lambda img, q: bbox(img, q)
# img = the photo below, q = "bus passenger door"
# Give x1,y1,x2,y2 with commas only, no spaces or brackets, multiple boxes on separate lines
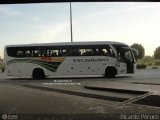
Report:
117,49,135,74
126,59,134,73
124,50,135,73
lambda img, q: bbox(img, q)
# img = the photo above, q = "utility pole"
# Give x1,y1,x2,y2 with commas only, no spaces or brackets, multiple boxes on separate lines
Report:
70,2,73,42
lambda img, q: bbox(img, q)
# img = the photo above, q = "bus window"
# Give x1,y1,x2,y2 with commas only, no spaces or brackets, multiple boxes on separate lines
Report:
17,50,24,57
125,50,133,62
92,49,99,56
41,49,50,57
50,50,58,56
117,48,133,62
105,46,116,58
58,49,66,56
66,49,72,56
25,50,31,57
97,48,105,56
33,50,41,57
75,49,81,56
70,49,81,56
82,49,93,56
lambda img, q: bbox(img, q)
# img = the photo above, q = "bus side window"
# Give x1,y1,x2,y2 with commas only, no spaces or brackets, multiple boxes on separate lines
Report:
92,49,99,56
82,50,88,56
72,49,81,56
80,49,85,56
26,50,31,57
77,49,81,56
82,49,93,56
62,50,66,56
17,50,24,57
42,50,50,57
66,49,72,56
33,50,41,57
98,48,105,56
50,50,57,57
105,46,116,58
109,48,116,58
47,50,50,57
58,49,65,56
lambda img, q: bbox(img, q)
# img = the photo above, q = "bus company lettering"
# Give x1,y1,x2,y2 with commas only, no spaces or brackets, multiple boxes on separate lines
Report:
73,58,109,62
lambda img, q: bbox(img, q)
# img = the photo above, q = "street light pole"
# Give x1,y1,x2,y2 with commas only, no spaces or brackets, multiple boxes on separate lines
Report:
70,2,73,42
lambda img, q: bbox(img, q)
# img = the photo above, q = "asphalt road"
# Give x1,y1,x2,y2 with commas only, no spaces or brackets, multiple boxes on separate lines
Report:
0,68,160,120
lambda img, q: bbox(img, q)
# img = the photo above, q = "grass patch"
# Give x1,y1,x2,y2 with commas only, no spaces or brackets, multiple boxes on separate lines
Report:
0,63,3,69
136,57,160,69
137,57,154,65
136,64,147,69
137,57,160,66
155,61,160,65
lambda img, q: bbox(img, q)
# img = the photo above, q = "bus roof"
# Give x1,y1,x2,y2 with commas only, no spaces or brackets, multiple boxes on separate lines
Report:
5,41,128,48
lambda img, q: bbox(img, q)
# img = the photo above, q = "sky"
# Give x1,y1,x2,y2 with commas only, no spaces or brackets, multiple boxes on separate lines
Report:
0,2,160,58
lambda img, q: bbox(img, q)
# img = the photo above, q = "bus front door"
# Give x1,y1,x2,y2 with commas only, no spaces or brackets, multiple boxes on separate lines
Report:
126,59,134,73
124,50,135,74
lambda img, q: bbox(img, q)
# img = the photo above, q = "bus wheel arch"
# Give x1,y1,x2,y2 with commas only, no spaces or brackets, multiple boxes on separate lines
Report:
105,66,117,78
32,68,45,79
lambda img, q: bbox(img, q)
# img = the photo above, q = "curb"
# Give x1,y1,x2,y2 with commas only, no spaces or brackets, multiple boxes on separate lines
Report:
22,84,128,102
84,85,148,95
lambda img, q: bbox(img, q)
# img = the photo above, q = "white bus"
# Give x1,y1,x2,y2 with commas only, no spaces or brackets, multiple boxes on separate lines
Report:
4,41,136,79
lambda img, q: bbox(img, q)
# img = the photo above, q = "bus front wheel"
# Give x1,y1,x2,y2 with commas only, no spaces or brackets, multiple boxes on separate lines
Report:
105,67,117,78
32,68,45,79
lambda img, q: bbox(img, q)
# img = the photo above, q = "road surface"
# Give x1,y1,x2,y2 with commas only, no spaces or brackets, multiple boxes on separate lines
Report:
0,68,160,120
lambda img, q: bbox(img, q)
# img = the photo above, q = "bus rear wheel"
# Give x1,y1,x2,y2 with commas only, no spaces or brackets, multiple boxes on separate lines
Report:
105,67,117,78
32,68,45,79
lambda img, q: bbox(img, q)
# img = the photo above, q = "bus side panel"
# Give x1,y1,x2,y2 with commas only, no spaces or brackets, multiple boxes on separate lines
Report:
53,56,117,76
116,62,127,74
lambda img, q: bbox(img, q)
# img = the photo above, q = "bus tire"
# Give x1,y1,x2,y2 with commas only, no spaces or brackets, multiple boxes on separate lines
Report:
105,67,117,78
32,68,45,79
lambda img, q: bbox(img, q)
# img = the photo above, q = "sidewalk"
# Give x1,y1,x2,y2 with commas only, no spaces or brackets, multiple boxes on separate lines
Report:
19,78,160,105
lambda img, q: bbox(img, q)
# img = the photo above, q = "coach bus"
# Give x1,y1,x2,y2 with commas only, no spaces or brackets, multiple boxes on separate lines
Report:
4,41,136,79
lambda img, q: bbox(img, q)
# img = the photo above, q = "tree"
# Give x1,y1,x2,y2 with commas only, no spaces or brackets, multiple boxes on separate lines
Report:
130,43,145,59
154,46,160,59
